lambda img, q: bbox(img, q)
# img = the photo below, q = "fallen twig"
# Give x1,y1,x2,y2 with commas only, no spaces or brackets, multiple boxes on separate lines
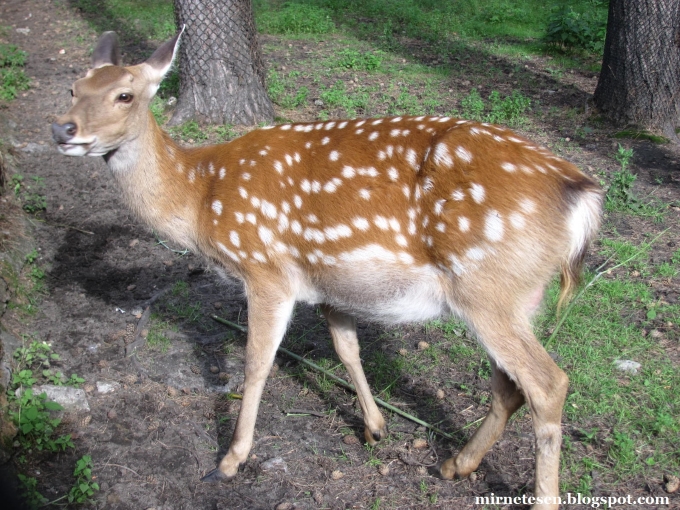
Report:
211,314,455,440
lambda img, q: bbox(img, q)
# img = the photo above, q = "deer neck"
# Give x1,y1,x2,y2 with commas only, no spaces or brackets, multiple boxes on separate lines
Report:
104,111,202,251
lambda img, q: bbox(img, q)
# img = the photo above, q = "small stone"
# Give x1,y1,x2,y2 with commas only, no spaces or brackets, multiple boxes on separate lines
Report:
416,466,427,476
469,472,477,483
182,387,191,395
140,329,149,338
123,374,137,384
270,363,279,376
613,359,641,375
417,341,430,350
163,260,173,267
107,409,117,420
314,99,324,106
330,470,344,480
167,386,178,397
650,329,663,338
96,381,120,394
260,457,287,473
209,366,220,374
83,384,95,394
436,389,445,400
275,503,292,510
342,435,360,445
213,301,223,309
129,239,139,247
412,438,428,449
378,465,390,476
665,474,679,493
218,372,231,381
398,348,408,356
126,284,137,291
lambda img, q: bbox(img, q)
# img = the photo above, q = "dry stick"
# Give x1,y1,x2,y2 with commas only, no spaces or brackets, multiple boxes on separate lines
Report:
546,228,669,346
211,315,455,440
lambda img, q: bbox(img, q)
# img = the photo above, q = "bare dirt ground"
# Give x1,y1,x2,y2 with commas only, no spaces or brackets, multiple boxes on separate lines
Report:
0,1,679,509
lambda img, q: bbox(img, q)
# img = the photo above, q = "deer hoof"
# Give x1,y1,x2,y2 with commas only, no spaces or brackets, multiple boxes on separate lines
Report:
364,425,388,446
200,468,231,483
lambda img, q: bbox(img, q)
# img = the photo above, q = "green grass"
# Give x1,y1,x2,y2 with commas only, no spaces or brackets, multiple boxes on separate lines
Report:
69,0,175,41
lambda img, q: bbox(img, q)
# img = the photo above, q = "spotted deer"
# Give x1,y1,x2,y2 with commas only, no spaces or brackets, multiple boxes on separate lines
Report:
52,31,601,508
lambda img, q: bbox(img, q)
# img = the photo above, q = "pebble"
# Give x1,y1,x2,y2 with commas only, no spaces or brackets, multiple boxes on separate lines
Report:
96,381,120,394
260,457,288,473
330,470,344,480
126,284,136,291
398,348,408,356
209,365,220,374
167,386,178,397
613,359,641,375
436,389,445,400
378,465,390,476
665,474,679,493
107,409,117,420
417,341,430,350
275,503,292,510
218,372,231,381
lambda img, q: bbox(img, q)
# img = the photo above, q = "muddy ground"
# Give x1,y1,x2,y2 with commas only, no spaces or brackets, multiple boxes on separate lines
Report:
0,0,679,509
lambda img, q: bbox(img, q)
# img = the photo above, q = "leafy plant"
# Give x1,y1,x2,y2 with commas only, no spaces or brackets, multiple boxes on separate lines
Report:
459,88,485,120
68,455,100,504
14,339,59,370
17,474,48,510
544,3,607,53
486,90,531,126
334,49,382,71
10,389,73,452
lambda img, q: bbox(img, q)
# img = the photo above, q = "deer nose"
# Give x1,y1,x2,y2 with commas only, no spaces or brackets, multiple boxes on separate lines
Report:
51,122,78,143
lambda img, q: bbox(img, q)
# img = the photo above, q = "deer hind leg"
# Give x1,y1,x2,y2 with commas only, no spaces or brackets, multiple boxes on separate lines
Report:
442,307,567,509
440,359,525,479
203,288,295,482
321,305,387,445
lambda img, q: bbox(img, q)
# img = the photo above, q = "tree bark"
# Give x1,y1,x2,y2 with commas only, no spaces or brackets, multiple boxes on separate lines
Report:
171,0,274,126
593,0,680,141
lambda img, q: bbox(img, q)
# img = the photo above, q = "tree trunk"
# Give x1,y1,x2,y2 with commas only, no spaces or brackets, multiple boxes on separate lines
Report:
593,0,680,141
171,0,274,126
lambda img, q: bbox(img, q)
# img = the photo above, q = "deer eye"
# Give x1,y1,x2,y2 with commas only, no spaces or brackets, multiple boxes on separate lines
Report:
117,93,133,103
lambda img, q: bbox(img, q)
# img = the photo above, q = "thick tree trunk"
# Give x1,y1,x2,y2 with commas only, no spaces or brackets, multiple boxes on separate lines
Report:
593,0,680,141
171,0,274,126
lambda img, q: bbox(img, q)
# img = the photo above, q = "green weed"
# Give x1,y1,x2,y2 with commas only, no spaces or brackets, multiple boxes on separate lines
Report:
169,120,208,143
10,389,74,452
320,80,370,117
544,3,607,53
9,175,47,214
268,70,310,109
333,49,383,71
68,455,100,504
459,88,530,126
605,145,665,220
17,474,48,510
0,43,30,100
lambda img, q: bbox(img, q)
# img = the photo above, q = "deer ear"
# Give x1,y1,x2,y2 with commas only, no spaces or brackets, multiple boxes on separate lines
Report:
145,26,185,82
92,32,121,68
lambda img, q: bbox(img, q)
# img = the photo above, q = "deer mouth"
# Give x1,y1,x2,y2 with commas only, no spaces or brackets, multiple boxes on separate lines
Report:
56,138,97,156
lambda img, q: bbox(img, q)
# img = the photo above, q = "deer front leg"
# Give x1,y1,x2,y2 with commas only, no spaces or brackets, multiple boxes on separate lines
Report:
203,289,295,482
321,305,387,445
